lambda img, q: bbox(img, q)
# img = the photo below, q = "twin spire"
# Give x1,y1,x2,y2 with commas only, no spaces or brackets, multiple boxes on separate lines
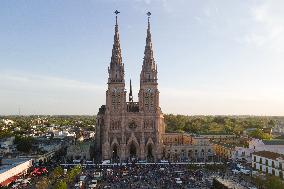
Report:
109,11,157,98
110,10,154,68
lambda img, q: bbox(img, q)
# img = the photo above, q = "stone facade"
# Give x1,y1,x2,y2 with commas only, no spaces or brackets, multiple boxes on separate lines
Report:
163,133,213,162
95,14,215,163
95,15,165,162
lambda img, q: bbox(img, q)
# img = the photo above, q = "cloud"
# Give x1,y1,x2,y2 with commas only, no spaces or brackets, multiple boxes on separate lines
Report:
244,1,284,52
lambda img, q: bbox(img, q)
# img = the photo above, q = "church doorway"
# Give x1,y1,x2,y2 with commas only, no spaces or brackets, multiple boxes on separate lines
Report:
146,144,154,162
112,145,119,162
129,142,137,158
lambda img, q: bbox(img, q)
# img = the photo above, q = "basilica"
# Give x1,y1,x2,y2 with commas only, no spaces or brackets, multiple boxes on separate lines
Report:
95,12,216,163
95,13,165,162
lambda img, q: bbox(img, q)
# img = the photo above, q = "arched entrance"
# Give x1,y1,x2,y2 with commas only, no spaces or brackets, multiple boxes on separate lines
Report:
112,144,119,162
129,142,137,158
146,144,154,162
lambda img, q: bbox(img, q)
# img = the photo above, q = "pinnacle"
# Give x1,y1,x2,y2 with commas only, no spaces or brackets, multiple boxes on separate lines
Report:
111,15,122,65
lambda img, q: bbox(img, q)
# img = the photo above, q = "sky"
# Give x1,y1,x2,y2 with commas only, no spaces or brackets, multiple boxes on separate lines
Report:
0,0,284,116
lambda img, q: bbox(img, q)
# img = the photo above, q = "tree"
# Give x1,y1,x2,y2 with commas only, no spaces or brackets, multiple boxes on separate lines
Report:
15,135,34,153
249,129,271,140
264,176,284,189
253,176,264,189
67,165,81,183
54,180,67,189
36,177,50,189
50,166,64,181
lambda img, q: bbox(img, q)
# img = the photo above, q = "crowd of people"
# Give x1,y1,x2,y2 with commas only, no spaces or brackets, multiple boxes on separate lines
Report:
96,163,218,189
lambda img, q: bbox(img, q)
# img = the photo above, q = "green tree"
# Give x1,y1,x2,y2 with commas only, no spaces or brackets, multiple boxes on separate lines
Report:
67,165,81,183
50,166,64,181
249,129,271,140
15,135,34,153
54,180,67,189
36,177,50,189
264,176,284,189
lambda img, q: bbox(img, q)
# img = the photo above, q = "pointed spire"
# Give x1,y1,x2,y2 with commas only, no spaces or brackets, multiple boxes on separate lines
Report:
111,10,122,66
108,10,124,83
143,12,156,70
129,79,133,102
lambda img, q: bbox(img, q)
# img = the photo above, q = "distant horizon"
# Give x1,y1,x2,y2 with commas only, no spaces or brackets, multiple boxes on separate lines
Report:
1,114,284,117
1,1,284,115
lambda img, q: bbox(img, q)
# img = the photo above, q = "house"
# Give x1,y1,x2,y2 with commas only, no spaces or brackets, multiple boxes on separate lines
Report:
252,151,284,179
249,138,284,154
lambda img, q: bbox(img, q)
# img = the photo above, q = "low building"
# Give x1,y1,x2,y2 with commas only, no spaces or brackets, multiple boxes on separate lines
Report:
162,133,192,145
0,137,16,156
249,138,284,154
67,142,92,160
252,151,284,179
0,159,33,186
200,134,236,143
19,150,56,165
233,147,254,162
212,141,236,160
162,133,213,162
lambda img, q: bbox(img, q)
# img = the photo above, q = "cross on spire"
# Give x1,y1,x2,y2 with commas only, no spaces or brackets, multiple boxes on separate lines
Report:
114,10,120,25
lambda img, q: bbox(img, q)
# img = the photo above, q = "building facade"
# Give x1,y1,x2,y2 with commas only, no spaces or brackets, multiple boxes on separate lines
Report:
67,142,91,160
252,151,284,179
96,14,165,162
249,138,284,154
163,133,213,162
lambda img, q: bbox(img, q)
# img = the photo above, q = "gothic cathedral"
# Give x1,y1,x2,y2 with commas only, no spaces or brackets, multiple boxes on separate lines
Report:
95,13,165,162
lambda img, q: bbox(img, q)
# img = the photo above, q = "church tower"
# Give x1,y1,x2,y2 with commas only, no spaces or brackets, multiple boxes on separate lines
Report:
106,11,126,113
139,12,160,113
138,12,164,160
102,11,127,160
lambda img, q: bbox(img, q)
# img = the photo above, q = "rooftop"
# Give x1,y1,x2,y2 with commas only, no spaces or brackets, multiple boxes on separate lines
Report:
253,151,284,160
263,139,284,145
211,141,239,149
0,159,30,174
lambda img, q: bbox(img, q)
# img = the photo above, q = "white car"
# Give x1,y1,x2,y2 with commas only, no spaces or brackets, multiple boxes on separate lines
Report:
232,169,240,174
89,183,97,189
240,169,250,175
94,171,102,179
102,160,111,165
80,175,87,181
175,178,182,184
91,180,98,185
